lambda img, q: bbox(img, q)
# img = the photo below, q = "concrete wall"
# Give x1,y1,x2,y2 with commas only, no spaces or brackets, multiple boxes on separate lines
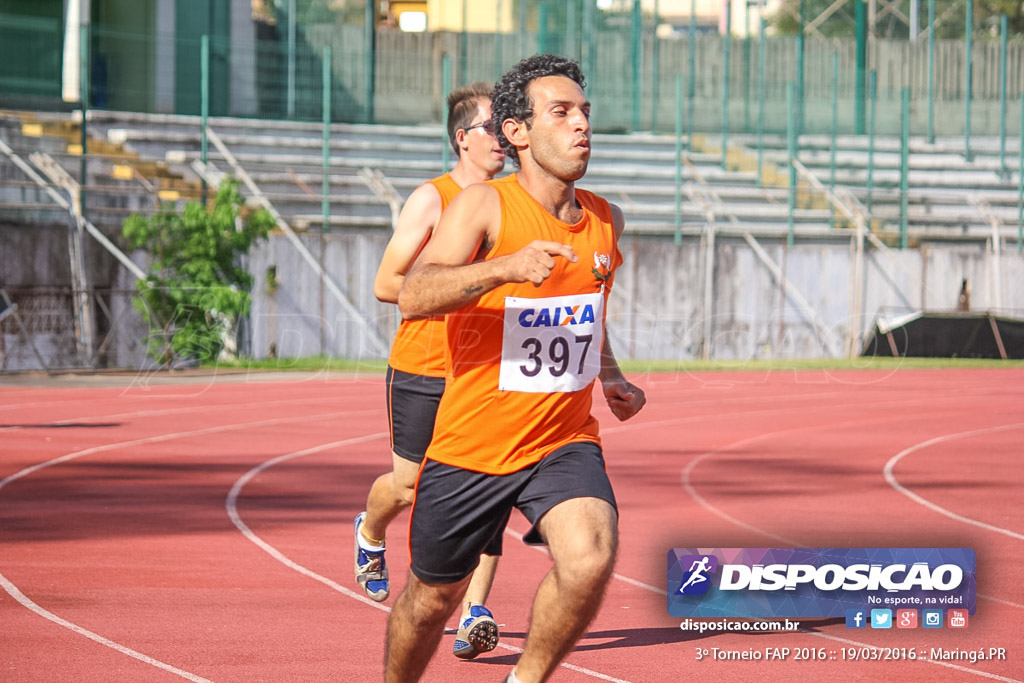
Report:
247,229,395,361
153,0,176,113
4,224,1023,370
244,229,1024,364
0,222,149,370
228,0,259,117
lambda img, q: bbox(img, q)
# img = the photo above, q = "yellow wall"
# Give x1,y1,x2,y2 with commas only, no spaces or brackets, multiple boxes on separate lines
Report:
425,0,515,33
648,0,721,18
392,2,427,19
644,0,783,37
418,0,779,37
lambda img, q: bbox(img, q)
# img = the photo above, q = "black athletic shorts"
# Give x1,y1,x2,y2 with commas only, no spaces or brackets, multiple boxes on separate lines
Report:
385,366,445,463
409,440,618,583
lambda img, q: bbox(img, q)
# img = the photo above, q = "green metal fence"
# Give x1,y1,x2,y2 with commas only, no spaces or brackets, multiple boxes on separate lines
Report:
3,9,1024,140
0,13,64,103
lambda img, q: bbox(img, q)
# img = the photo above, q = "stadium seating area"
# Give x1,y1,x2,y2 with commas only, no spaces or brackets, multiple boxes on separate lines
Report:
1,109,1021,248
0,111,196,230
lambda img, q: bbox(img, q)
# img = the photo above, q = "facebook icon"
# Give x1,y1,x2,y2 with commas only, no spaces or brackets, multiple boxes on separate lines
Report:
845,609,867,629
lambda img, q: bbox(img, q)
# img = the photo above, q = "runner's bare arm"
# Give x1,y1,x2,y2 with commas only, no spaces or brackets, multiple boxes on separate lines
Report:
599,202,643,420
399,184,578,318
373,183,443,303
609,202,626,239
599,335,646,421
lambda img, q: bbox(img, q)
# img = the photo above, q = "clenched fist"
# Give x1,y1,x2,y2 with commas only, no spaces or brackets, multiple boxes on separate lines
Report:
501,240,578,286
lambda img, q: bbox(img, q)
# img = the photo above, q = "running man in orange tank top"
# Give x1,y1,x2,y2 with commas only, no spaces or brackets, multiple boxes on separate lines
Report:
354,83,507,659
387,55,647,683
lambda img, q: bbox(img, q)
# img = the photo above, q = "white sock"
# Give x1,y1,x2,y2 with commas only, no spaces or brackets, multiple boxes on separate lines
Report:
356,521,385,552
506,669,524,683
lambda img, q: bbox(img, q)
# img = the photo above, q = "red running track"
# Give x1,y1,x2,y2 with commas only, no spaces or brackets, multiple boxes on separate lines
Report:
1,368,1022,682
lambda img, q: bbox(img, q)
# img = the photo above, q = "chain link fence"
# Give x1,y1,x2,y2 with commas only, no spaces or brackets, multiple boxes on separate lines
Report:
3,2,1023,137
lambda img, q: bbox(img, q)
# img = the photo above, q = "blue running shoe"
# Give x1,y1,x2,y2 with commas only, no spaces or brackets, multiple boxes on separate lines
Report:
453,604,499,659
353,512,388,602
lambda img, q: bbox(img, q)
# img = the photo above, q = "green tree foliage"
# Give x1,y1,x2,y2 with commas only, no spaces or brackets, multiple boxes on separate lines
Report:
122,179,274,366
983,1,1024,34
770,0,1024,40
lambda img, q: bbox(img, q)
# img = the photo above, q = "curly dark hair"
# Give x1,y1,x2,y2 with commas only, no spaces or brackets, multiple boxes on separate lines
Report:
490,54,587,168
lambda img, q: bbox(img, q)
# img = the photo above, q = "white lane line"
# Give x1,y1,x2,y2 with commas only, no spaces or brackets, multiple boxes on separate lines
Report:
228,439,633,683
0,408,376,491
0,409,363,681
978,595,1024,609
621,396,940,540
0,574,213,683
600,391,848,436
0,399,92,414
506,526,669,596
225,433,393,614
681,426,803,546
601,397,983,590
883,423,1024,542
0,393,366,430
673,418,1022,680
598,385,1013,437
0,379,315,414
679,415,1024,610
512,500,1021,681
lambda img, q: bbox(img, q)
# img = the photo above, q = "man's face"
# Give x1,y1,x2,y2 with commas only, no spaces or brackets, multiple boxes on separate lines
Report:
460,100,505,176
519,75,591,181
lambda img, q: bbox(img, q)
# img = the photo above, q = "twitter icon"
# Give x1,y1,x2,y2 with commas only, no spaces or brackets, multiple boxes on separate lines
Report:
871,609,893,629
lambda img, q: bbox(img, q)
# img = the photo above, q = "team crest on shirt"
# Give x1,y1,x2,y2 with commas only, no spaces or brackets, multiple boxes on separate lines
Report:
592,251,611,283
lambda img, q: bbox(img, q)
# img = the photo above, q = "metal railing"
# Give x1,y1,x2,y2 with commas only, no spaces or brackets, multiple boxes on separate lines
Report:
4,9,1024,140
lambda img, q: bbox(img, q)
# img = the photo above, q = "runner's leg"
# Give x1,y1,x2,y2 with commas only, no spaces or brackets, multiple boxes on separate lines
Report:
361,453,419,542
515,497,618,683
386,574,470,682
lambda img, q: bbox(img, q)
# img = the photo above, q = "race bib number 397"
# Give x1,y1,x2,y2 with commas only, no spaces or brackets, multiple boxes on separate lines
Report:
498,292,603,393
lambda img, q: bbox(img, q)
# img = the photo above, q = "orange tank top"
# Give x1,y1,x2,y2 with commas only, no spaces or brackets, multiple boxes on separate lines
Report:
387,173,462,377
426,174,622,475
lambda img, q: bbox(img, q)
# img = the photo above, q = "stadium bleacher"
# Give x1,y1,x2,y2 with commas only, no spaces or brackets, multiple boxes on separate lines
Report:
2,108,1020,250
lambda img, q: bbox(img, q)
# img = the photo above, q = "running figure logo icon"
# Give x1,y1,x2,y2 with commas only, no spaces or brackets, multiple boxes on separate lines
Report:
676,555,718,595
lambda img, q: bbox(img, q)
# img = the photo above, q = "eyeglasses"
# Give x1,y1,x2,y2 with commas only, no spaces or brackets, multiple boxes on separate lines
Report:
463,120,496,135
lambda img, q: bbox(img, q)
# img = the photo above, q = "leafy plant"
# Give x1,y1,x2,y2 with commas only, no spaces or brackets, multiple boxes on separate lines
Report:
122,179,274,366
